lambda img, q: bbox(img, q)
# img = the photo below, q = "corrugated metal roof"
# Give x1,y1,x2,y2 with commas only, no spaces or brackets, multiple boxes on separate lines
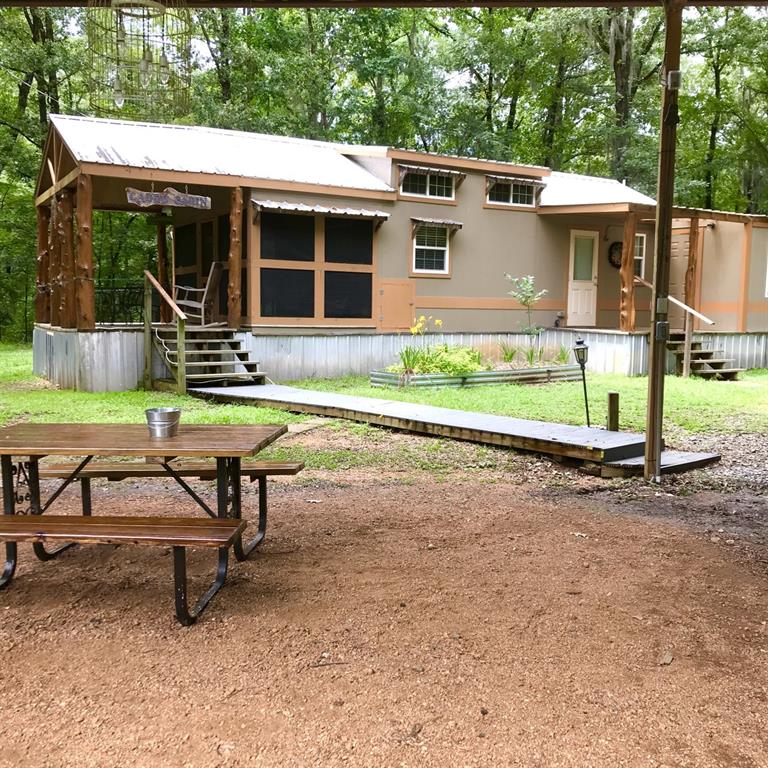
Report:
398,164,466,179
50,114,393,193
252,199,390,219
540,171,656,207
411,216,463,229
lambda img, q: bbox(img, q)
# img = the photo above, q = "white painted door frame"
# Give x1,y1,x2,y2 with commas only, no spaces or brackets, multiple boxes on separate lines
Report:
567,229,599,327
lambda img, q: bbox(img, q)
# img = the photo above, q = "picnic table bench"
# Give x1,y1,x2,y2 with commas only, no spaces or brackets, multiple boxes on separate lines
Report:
0,424,299,625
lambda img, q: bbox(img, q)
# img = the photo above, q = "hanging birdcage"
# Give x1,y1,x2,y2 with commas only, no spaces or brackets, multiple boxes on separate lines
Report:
86,0,193,120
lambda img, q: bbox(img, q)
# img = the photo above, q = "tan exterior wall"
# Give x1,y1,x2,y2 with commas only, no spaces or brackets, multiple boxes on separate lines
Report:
699,221,744,332
748,226,768,331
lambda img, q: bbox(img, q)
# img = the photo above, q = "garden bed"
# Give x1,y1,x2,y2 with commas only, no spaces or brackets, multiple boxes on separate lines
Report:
370,364,582,388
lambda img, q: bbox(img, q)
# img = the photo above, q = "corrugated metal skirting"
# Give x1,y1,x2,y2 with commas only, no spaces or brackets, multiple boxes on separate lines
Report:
240,329,651,381
33,326,145,392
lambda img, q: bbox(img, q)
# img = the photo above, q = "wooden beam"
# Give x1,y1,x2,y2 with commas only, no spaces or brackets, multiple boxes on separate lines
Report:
684,216,699,309
158,223,171,324
35,167,81,207
738,220,753,332
619,212,638,332
75,173,95,330
48,198,61,327
58,189,76,328
645,0,683,482
227,187,243,329
35,206,51,325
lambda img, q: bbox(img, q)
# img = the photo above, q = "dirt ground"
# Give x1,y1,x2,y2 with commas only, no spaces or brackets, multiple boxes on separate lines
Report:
1,422,767,768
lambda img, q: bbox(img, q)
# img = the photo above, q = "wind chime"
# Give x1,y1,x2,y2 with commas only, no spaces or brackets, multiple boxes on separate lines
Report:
86,0,193,119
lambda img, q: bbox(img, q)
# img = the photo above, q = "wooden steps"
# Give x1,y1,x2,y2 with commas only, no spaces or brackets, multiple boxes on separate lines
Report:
154,326,265,389
666,333,744,380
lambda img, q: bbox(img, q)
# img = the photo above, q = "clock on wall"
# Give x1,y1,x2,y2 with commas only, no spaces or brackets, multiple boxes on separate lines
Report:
608,241,624,269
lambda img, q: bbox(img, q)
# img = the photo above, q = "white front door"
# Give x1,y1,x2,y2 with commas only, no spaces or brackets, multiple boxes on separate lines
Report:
567,230,599,327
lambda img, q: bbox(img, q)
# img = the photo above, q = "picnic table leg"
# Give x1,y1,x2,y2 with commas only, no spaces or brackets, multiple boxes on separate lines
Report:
29,459,77,562
172,545,230,626
1,456,17,589
230,458,266,561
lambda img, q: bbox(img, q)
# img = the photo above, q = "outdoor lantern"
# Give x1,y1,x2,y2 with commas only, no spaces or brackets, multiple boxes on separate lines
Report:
573,337,591,427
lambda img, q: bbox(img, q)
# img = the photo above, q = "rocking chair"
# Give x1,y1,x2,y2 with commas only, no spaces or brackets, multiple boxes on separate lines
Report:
174,261,223,326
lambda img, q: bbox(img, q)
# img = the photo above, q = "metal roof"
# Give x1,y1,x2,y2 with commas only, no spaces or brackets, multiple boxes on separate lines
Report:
50,115,393,193
252,199,390,220
411,216,463,229
540,171,656,207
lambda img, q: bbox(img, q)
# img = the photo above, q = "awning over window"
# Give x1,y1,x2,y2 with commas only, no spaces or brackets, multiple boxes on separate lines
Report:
251,198,390,223
398,164,467,183
486,174,546,188
411,216,463,235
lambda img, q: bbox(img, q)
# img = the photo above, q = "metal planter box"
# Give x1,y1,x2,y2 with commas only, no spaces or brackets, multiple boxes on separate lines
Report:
370,364,582,388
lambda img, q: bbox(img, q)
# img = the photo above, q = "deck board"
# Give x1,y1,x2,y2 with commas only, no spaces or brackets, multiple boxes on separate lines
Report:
190,384,649,462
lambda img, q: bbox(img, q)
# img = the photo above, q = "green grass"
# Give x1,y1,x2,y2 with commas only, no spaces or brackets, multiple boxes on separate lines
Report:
0,344,304,427
292,370,768,434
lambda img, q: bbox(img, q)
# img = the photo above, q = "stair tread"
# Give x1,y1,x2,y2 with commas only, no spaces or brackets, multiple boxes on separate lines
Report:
169,350,255,358
695,368,744,374
173,361,260,369
691,358,735,365
186,373,266,380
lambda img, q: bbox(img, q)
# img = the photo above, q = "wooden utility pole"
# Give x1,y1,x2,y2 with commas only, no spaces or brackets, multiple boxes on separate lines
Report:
75,174,95,330
619,212,638,332
645,0,684,481
157,222,171,324
227,187,243,329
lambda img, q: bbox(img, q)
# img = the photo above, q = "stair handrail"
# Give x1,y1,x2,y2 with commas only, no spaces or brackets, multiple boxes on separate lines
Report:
633,276,715,326
143,270,186,394
633,275,714,378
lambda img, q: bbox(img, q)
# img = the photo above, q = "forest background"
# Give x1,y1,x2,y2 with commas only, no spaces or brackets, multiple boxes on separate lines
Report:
0,5,766,341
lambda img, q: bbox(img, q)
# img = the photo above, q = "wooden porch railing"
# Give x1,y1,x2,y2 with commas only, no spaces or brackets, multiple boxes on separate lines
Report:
143,270,187,394
634,276,715,377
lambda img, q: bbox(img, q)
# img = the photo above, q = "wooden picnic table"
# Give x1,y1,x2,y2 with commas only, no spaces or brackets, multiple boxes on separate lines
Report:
0,423,289,623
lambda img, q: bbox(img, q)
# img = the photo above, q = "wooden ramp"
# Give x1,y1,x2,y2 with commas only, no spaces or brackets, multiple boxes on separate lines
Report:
190,384,720,474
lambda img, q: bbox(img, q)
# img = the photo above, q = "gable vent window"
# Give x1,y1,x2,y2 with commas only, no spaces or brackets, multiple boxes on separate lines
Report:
486,176,544,207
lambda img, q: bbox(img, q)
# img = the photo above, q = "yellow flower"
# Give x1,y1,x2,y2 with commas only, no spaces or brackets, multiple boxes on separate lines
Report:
434,318,443,327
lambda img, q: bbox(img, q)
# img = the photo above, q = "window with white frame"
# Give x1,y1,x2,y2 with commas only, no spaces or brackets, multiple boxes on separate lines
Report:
413,225,449,273
487,178,537,207
633,233,646,278
401,170,454,200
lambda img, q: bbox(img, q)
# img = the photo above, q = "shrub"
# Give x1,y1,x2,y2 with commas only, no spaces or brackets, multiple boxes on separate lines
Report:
499,341,518,363
388,344,483,377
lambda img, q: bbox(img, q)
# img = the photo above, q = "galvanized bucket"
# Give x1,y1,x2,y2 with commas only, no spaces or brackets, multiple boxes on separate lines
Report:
145,407,182,439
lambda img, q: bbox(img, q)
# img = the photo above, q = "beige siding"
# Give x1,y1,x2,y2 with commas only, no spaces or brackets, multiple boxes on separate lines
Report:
748,226,768,331
699,221,744,331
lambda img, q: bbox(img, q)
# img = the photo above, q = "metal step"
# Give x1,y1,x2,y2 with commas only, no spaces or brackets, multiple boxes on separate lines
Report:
185,372,267,381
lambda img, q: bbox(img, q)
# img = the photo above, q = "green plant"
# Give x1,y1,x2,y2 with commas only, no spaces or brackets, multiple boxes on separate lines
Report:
398,345,422,375
524,346,538,367
499,341,518,363
554,345,571,365
504,274,548,344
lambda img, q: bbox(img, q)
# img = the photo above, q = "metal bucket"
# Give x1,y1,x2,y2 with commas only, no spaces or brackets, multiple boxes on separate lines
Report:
145,407,181,439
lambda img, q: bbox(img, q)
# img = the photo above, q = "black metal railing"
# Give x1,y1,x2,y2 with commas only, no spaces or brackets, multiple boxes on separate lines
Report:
94,283,145,325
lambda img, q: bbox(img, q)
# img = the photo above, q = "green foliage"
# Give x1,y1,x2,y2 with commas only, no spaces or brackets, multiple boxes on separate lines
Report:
505,274,548,340
0,344,305,427
554,345,571,365
295,370,768,435
499,341,518,363
390,344,484,377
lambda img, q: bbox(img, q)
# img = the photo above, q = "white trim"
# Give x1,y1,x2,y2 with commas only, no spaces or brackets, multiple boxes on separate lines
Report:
400,169,456,201
412,224,450,275
485,177,537,208
633,233,647,280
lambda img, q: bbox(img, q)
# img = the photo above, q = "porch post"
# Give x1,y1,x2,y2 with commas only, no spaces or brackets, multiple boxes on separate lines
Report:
157,222,171,324
58,188,76,328
645,0,683,482
35,206,50,324
682,216,700,377
48,198,61,327
619,212,638,332
227,186,243,329
75,173,95,330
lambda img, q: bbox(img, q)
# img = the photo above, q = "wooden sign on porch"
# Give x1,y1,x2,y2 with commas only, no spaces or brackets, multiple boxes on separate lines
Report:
126,187,211,210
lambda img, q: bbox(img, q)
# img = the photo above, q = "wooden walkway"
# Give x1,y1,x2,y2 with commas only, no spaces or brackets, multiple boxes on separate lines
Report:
191,384,660,464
